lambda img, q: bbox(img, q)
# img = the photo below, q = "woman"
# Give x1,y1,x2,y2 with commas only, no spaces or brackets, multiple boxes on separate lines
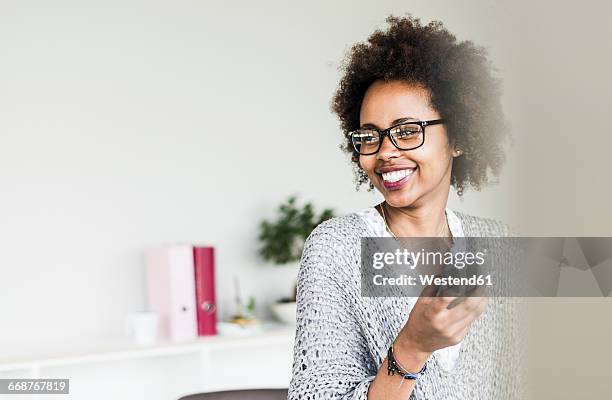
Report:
288,16,522,400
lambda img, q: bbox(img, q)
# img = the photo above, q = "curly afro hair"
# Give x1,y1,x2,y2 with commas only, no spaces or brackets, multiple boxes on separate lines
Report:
332,15,509,196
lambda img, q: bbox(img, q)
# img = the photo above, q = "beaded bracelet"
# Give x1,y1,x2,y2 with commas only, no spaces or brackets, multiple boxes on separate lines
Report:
387,342,427,380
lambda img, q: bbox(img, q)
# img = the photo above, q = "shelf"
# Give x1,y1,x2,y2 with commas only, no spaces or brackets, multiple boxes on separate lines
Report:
0,323,295,372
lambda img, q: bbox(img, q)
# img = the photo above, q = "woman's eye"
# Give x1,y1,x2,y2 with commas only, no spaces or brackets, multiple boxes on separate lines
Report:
356,131,378,143
395,126,421,138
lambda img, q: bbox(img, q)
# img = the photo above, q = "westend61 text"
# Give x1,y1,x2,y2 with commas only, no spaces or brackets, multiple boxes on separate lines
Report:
373,274,493,286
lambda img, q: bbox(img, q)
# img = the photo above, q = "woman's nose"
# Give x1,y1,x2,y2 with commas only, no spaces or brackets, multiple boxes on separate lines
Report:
376,135,400,160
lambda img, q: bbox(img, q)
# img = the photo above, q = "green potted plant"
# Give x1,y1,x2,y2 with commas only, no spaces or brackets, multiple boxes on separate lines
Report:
258,196,335,324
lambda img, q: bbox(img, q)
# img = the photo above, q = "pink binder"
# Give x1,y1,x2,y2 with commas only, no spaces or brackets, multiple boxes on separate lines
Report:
145,245,197,341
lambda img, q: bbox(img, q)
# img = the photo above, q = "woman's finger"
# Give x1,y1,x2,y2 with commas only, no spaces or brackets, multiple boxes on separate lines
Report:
445,296,488,323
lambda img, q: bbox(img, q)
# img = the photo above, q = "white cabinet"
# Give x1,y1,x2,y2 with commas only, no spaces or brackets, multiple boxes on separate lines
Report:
0,326,295,400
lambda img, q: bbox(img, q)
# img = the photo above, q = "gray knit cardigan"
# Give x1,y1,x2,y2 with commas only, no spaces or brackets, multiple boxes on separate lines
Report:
288,210,524,400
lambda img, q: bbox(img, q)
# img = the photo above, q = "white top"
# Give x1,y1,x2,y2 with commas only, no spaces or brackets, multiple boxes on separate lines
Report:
355,206,464,372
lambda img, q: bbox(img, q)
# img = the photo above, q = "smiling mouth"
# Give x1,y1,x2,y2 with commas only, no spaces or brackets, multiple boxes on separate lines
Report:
381,168,416,182
378,167,417,190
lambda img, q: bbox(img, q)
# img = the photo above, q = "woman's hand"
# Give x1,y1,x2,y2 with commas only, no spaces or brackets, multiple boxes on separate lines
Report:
395,284,489,361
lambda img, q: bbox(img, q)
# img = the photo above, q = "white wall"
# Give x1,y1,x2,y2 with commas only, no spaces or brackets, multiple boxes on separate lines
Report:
0,0,517,352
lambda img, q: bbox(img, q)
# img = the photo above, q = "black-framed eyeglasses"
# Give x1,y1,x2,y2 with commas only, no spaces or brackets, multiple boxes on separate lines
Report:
349,119,445,155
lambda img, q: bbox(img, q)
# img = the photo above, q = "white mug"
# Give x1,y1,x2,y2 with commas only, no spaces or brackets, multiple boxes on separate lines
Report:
125,312,159,345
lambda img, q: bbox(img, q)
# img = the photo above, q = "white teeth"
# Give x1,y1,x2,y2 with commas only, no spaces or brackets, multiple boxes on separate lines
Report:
382,168,415,182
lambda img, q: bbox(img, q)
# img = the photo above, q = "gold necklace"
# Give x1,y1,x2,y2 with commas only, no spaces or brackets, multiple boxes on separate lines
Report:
379,202,452,242
379,202,398,238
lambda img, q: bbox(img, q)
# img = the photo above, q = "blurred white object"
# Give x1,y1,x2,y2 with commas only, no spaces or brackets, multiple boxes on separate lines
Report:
126,312,159,345
270,301,297,325
217,321,265,337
